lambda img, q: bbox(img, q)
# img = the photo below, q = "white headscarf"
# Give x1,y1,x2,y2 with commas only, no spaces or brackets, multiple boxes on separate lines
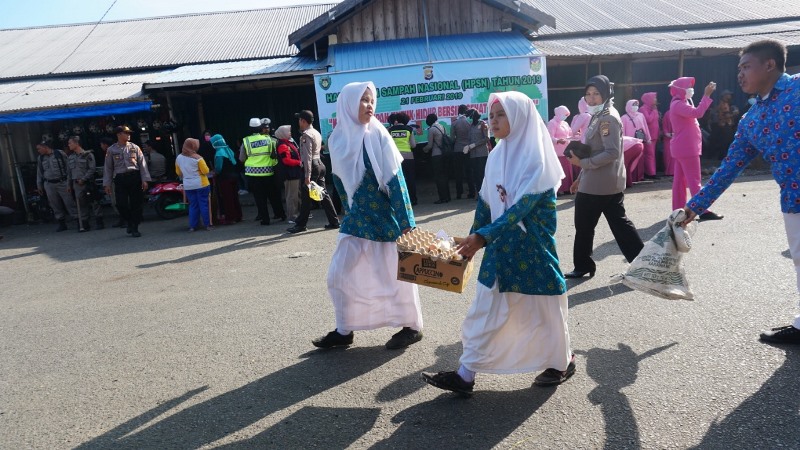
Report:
482,91,564,229
329,81,403,207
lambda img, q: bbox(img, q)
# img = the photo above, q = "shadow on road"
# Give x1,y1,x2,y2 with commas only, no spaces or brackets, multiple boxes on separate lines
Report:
136,236,286,268
577,342,678,450
567,284,634,307
691,348,800,449
371,386,556,448
375,343,462,402
76,346,401,449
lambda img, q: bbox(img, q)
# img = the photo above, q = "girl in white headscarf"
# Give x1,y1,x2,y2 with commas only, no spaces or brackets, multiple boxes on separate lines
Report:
312,81,424,351
423,91,574,395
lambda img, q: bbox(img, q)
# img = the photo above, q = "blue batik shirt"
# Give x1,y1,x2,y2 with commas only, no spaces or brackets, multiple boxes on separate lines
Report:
688,73,800,215
471,189,566,296
332,149,415,242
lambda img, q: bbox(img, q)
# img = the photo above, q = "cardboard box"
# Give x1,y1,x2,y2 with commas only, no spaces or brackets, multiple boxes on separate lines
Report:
397,247,475,293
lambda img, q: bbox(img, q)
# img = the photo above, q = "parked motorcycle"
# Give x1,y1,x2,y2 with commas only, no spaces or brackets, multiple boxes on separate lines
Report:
148,181,185,220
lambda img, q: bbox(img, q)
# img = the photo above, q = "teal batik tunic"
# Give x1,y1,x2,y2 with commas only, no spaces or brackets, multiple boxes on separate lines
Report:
471,189,566,296
332,149,415,242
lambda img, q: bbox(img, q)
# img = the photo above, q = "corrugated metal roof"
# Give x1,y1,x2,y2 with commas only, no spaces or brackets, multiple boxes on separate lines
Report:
144,56,326,88
528,0,800,37
534,19,800,56
0,72,161,113
0,4,334,80
329,32,541,72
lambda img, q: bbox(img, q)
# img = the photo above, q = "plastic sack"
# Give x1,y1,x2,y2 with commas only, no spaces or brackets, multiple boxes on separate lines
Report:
308,181,326,201
611,209,697,300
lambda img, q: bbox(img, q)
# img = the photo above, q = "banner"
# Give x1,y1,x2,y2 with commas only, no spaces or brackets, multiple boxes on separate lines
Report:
313,56,547,143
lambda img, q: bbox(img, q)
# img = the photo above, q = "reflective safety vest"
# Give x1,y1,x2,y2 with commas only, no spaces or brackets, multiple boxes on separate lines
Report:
390,129,412,153
243,133,278,176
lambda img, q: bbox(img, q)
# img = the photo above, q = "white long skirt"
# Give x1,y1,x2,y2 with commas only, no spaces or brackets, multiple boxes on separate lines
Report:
460,281,571,374
327,234,423,331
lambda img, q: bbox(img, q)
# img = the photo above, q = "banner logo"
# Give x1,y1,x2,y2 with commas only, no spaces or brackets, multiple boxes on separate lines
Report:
319,76,332,90
423,65,434,80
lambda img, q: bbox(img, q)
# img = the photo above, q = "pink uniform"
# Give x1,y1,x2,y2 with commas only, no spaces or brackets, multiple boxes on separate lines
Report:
640,92,660,176
622,99,650,182
547,105,574,194
668,76,713,210
661,109,674,175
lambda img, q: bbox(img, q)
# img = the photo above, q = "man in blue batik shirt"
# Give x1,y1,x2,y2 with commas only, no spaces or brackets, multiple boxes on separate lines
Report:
682,40,800,344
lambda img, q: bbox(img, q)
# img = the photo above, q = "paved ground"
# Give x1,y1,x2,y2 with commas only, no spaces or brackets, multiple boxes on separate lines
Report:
1,174,798,449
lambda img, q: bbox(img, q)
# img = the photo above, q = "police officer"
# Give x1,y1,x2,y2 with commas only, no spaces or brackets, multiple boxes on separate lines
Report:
36,140,77,232
67,136,104,232
388,112,418,205
103,125,151,238
287,110,340,234
238,118,285,225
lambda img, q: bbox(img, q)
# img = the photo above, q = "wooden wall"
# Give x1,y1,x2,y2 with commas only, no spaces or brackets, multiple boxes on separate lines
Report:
337,0,532,44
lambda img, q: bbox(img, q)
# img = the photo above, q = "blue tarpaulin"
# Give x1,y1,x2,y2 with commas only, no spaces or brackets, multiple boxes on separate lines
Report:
0,101,153,124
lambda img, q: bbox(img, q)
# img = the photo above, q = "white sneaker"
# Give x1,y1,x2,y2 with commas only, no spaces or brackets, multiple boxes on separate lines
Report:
288,220,295,224
238,190,249,195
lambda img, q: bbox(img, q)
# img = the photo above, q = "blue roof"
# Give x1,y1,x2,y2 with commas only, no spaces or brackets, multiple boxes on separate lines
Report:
328,32,542,73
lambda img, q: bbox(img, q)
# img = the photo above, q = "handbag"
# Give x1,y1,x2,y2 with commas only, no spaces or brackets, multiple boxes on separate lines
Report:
634,129,646,140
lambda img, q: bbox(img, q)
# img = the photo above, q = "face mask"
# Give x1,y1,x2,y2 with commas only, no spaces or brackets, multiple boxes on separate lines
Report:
587,104,604,115
631,105,639,113
556,114,567,122
685,88,695,99
748,97,757,106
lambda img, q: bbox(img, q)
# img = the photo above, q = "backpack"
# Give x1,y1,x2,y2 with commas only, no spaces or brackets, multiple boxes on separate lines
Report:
435,124,455,154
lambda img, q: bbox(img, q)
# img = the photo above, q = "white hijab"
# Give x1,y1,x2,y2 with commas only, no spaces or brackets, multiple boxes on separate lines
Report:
482,91,564,229
329,81,403,207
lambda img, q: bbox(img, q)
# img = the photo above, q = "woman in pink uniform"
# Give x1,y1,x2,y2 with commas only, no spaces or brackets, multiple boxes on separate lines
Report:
668,77,723,220
621,99,648,185
547,105,574,195
570,97,591,142
640,92,661,178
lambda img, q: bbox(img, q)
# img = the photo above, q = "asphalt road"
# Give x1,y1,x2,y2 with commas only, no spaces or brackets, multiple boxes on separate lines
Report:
1,173,798,449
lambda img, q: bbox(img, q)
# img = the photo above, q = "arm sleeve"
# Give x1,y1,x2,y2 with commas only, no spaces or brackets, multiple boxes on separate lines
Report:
474,192,544,244
214,152,224,173
137,148,151,182
687,129,758,214
469,197,492,235
673,96,713,120
621,115,634,137
301,139,312,179
36,158,43,190
387,171,415,229
198,158,210,175
474,123,488,147
580,119,622,170
103,152,113,187
238,144,247,163
423,128,435,152
638,116,652,141
409,133,417,148
86,154,96,181
332,174,350,214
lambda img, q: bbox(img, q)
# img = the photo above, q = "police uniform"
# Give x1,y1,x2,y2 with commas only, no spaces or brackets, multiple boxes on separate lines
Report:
36,149,77,227
293,126,339,229
389,124,417,204
103,141,151,235
241,132,284,224
68,150,103,230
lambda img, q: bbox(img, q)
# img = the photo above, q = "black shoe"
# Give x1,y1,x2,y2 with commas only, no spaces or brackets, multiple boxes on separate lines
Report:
287,225,307,234
534,356,576,386
422,371,474,396
434,199,449,204
260,220,271,226
112,219,126,228
759,325,800,344
324,223,340,230
385,327,423,349
698,211,724,222
78,224,89,232
130,226,141,238
126,225,133,235
564,269,595,279
55,221,67,232
254,215,262,221
312,330,354,348
95,218,105,230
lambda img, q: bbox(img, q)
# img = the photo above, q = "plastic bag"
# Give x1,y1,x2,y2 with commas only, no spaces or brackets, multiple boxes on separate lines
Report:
308,181,326,201
611,209,697,300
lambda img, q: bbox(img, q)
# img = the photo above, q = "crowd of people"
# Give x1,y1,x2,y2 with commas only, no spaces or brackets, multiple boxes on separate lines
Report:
16,40,800,391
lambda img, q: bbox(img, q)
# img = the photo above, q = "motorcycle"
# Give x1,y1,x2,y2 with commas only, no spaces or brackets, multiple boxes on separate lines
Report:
148,180,185,220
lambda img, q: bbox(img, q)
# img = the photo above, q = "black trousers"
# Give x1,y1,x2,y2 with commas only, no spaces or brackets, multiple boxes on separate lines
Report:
401,159,417,204
248,175,284,223
430,155,450,202
114,171,144,226
470,156,487,195
573,192,644,272
452,152,474,197
296,160,339,228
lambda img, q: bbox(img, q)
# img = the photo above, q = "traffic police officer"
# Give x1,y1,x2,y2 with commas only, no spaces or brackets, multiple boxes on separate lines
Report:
239,118,285,225
103,125,151,237
287,110,340,233
67,136,104,231
36,140,77,232
388,112,418,205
